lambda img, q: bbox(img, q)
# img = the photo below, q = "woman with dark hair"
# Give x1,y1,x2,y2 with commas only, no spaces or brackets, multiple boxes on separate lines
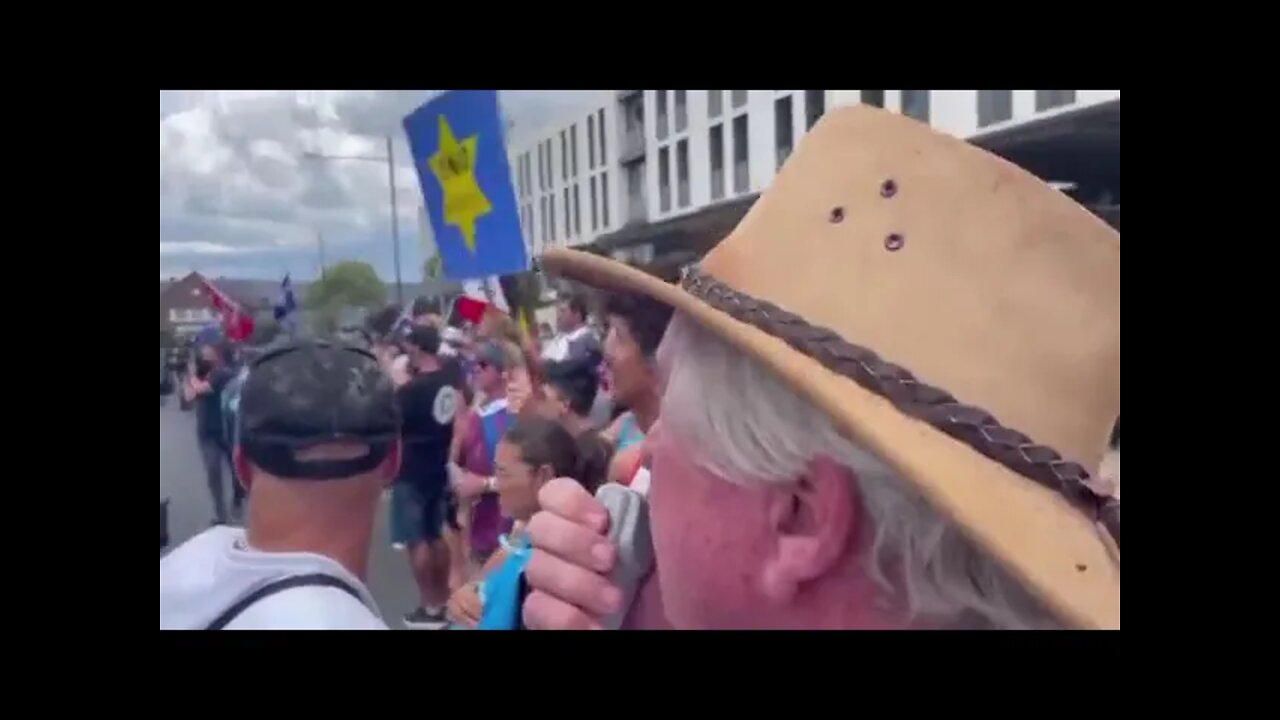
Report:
445,416,605,629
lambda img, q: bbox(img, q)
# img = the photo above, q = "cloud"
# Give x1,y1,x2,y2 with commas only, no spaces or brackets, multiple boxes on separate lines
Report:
159,90,608,282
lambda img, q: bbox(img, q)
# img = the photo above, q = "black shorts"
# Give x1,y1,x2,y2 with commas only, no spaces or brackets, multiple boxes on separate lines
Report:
391,473,448,545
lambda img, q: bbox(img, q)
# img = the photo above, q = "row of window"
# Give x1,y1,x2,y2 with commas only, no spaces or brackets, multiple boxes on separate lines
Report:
654,90,754,143
520,172,612,249
516,108,609,199
525,90,1082,231
875,90,1078,127
168,308,214,323
655,91,827,211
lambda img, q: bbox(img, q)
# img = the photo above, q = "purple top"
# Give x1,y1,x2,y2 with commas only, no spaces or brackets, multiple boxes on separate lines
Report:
460,398,513,561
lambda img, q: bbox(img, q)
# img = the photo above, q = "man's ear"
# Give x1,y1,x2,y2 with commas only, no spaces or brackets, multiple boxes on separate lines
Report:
233,446,253,494
760,456,858,605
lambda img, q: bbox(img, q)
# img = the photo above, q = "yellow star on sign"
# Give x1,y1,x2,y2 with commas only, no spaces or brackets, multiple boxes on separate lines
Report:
427,114,492,253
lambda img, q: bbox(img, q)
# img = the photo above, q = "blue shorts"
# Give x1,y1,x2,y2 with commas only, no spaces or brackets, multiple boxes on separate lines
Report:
391,480,448,546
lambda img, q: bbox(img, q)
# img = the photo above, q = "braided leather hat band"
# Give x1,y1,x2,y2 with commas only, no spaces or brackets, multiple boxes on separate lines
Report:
680,265,1120,550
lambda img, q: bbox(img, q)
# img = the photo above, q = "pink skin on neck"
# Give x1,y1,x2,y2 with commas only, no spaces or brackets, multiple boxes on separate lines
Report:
629,425,917,630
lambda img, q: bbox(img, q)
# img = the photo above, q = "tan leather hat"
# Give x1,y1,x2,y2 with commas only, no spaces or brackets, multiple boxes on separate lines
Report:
542,105,1120,629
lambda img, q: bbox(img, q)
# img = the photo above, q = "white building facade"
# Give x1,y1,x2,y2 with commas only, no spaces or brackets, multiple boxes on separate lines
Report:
508,90,1120,261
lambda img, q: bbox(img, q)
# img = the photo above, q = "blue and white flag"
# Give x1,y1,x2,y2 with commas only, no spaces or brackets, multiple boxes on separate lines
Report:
273,274,298,331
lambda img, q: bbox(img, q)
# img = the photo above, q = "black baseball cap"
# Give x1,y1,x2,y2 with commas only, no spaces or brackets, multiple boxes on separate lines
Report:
239,339,401,480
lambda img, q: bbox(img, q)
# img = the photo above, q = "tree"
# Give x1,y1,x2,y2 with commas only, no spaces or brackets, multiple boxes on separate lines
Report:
305,261,388,332
424,254,443,280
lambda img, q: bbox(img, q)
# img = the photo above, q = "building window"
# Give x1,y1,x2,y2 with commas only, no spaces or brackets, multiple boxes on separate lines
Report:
550,194,557,244
625,97,644,134
732,114,749,194
731,90,748,109
861,90,884,108
601,171,610,229
588,114,597,170
1036,90,1077,111
775,95,793,170
674,90,687,133
524,154,533,196
536,145,544,192
626,161,645,221
598,109,607,164
658,146,671,212
570,124,579,177
540,196,548,246
545,140,554,188
901,90,930,123
708,90,723,119
539,144,546,190
564,187,572,239
709,124,724,201
590,176,599,231
805,90,825,129
573,184,581,236
978,90,1013,127
676,140,690,208
656,91,669,141
560,131,568,181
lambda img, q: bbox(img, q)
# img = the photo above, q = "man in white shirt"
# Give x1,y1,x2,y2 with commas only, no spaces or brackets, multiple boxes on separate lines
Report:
541,293,599,364
160,339,402,630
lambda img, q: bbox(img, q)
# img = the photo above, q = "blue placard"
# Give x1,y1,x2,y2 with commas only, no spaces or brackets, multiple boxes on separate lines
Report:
403,90,528,281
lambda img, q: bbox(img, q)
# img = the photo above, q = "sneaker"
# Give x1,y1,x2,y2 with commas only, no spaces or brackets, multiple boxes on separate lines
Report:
403,606,448,630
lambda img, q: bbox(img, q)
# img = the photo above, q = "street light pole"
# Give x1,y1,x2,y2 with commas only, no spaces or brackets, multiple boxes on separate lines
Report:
301,138,404,305
317,229,327,280
386,136,403,305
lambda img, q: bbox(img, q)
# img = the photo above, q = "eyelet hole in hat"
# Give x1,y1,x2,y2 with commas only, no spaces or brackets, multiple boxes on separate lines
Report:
885,233,905,252
829,207,845,223
880,179,898,198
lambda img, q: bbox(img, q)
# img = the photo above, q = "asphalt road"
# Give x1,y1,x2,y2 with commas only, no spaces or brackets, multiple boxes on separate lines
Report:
159,399,420,627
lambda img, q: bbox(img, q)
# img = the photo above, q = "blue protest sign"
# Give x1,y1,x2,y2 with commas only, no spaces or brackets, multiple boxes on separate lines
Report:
403,90,528,281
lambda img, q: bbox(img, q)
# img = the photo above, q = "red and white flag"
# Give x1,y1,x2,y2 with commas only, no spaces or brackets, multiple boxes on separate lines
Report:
201,279,255,342
455,275,510,324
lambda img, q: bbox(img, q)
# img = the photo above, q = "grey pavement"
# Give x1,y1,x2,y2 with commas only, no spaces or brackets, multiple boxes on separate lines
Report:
159,401,420,628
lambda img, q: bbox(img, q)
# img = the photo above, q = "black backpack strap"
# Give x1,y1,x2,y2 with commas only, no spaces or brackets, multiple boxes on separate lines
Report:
206,573,363,630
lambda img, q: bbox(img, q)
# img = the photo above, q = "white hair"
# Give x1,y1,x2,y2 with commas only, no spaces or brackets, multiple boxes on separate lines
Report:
658,314,1061,630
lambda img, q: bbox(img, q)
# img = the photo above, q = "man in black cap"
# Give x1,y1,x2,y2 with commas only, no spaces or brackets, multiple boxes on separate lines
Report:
159,339,400,630
382,324,461,629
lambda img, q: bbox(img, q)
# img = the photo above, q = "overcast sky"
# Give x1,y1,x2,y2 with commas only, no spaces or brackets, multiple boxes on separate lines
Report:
159,90,609,282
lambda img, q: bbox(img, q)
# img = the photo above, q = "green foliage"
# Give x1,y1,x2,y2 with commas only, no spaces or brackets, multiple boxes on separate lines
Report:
307,261,387,310
425,254,443,280
305,261,387,332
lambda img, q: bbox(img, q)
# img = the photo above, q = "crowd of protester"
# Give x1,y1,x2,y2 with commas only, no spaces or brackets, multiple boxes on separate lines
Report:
160,271,678,630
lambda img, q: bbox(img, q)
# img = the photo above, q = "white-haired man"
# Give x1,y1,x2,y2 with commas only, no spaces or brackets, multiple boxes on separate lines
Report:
520,106,1121,631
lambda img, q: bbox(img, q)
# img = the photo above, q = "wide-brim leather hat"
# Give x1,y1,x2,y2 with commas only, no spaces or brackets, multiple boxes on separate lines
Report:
541,105,1120,629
